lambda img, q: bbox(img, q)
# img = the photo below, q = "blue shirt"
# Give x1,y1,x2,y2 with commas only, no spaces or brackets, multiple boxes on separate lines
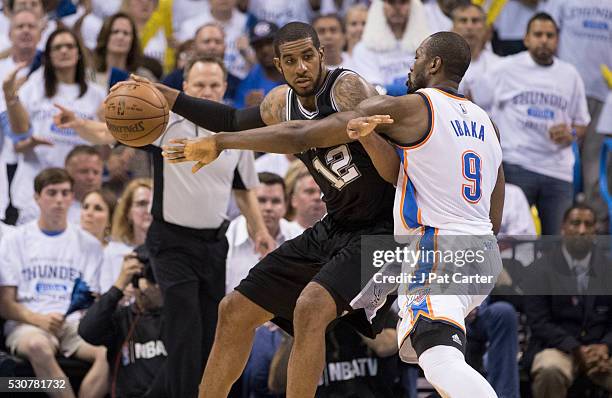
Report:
234,64,284,109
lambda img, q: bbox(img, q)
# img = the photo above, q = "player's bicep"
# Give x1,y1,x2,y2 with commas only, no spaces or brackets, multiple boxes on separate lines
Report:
333,73,378,112
260,85,289,125
490,165,505,235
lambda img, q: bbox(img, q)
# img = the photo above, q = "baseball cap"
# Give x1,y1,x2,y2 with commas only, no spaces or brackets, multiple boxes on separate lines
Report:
249,21,279,46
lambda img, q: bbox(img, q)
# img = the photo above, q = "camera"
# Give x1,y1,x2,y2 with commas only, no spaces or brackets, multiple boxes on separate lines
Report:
131,244,152,289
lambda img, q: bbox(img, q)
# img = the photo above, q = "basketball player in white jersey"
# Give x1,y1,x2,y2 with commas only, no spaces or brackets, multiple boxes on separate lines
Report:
163,31,504,397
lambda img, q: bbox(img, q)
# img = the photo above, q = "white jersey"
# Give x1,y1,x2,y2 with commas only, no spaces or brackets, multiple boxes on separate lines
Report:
0,222,103,335
394,88,502,236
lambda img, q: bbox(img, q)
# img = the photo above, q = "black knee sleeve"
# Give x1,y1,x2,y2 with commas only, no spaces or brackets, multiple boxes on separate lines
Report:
411,318,466,357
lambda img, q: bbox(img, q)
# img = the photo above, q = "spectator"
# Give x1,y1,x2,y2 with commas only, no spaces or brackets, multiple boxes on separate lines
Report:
121,0,166,67
91,12,156,89
343,3,368,58
0,9,42,223
78,245,166,398
65,145,104,224
524,204,612,397
246,0,319,27
178,0,251,79
3,28,106,226
60,0,104,51
351,0,430,95
99,178,153,293
233,21,283,109
0,168,108,398
488,12,590,235
313,14,350,69
80,189,116,245
2,0,56,51
162,23,241,103
226,172,304,293
452,2,500,111
499,183,536,237
545,0,612,226
423,0,458,33
285,169,326,230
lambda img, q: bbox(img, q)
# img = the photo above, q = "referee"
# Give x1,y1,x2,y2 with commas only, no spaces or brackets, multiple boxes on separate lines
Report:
53,56,275,397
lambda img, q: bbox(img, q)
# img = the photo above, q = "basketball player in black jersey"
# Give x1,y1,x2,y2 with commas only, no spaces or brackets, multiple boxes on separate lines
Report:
129,23,398,397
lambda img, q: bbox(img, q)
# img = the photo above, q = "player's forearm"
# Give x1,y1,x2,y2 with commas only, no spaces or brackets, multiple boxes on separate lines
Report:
359,133,400,185
74,119,116,145
5,99,30,134
172,92,265,132
215,112,356,154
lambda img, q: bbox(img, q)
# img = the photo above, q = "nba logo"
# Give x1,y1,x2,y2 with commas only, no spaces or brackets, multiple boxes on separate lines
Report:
118,99,126,116
459,103,467,115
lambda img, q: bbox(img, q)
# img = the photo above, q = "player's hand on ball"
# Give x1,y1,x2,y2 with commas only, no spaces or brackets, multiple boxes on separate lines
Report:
347,115,394,139
162,136,221,173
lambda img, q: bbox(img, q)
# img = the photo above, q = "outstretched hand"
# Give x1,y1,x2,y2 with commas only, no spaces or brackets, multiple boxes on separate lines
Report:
346,115,394,140
162,136,221,173
53,103,81,129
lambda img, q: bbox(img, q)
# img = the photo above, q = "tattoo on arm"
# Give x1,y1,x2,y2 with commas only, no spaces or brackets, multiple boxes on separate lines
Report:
260,85,288,125
333,73,378,112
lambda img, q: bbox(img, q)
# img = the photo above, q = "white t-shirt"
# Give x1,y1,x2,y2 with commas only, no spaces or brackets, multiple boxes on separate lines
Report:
247,0,314,27
0,222,103,335
499,183,536,237
178,10,250,79
488,51,591,182
11,74,106,224
459,48,501,112
91,0,122,19
545,0,612,102
143,30,167,66
255,154,292,177
172,0,210,31
597,92,612,135
225,215,303,293
0,221,15,242
99,240,134,293
350,41,414,87
61,7,104,51
423,1,452,33
0,13,9,53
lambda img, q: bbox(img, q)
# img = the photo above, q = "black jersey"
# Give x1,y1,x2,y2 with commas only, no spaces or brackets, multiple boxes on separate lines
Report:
286,68,395,228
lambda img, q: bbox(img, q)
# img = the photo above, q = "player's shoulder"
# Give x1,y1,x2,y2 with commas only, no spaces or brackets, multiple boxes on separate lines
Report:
332,70,378,111
261,85,290,125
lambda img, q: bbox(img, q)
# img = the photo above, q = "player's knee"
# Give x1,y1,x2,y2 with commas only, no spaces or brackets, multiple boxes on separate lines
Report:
293,288,336,332
20,335,56,362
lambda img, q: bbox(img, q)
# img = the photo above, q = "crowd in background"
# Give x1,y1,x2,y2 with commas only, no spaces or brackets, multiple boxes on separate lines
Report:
0,0,611,397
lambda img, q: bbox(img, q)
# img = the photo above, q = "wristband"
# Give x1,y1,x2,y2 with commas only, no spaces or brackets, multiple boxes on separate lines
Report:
571,128,577,138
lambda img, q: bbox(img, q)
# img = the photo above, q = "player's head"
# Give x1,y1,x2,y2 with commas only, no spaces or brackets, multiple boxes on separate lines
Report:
407,31,471,93
183,55,228,102
34,168,74,223
524,12,558,66
273,22,324,97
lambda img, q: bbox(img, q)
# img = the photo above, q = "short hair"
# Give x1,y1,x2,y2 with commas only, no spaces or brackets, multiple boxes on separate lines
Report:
526,12,559,34
273,22,321,57
258,172,286,192
34,168,73,194
450,3,485,21
8,0,42,12
194,22,224,40
312,13,345,33
562,203,596,224
65,145,102,166
183,55,228,80
9,9,38,29
423,31,471,84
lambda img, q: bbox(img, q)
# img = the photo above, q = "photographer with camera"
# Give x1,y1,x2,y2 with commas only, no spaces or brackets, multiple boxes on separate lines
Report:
78,245,166,398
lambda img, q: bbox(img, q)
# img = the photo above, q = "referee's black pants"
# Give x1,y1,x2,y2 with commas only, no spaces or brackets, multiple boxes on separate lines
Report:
146,219,228,398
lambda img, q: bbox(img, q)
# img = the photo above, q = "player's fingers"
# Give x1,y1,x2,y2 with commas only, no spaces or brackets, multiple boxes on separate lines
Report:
161,151,185,160
192,161,206,173
53,103,70,113
130,74,152,84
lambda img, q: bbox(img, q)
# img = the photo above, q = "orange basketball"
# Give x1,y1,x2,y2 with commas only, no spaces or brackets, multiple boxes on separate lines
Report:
104,82,169,147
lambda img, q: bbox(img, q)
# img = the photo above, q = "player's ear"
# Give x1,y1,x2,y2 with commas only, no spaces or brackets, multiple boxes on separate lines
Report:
430,56,442,74
319,46,325,61
274,57,282,74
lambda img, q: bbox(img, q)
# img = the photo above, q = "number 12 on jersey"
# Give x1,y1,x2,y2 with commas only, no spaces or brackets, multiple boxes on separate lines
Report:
462,151,482,203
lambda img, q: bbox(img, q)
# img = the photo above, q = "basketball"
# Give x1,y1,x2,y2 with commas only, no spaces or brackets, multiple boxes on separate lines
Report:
104,82,169,147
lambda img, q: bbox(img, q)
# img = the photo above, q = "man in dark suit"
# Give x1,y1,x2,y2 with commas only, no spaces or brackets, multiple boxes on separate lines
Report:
524,204,612,398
